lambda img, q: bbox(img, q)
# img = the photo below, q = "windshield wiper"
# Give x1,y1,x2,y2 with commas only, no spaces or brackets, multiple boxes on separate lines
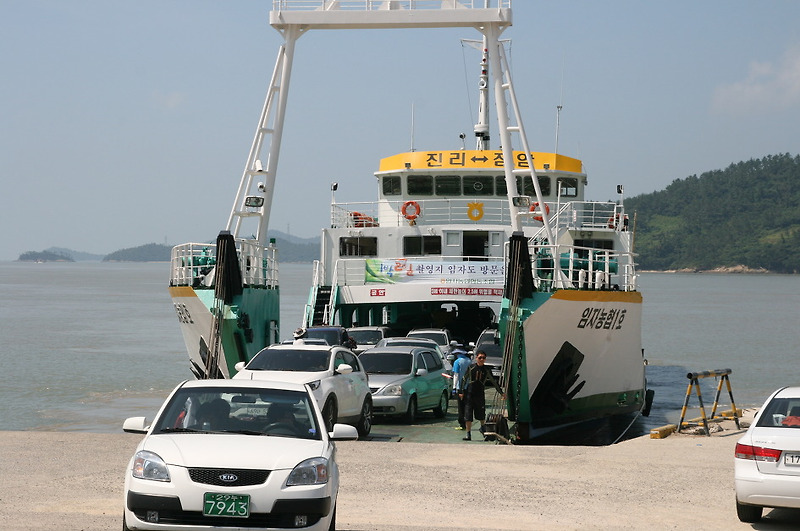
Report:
158,427,203,433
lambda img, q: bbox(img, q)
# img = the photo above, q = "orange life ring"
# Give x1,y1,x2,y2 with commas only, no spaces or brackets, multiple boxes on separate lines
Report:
401,201,421,220
529,202,550,222
608,214,620,229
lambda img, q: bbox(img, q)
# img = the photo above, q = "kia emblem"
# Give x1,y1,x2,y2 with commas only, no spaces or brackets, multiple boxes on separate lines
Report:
219,473,238,482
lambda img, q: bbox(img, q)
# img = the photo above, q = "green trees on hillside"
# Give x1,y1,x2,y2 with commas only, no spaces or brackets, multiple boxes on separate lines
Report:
626,153,800,273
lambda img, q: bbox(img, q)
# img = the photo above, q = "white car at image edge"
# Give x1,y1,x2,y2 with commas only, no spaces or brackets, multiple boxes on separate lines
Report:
734,385,800,522
122,378,357,531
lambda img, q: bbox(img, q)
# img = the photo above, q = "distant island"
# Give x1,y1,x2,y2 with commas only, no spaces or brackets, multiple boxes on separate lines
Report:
17,250,75,262
16,231,320,263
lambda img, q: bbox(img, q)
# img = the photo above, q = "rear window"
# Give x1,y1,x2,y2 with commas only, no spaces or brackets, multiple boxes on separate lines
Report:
348,330,384,345
756,397,800,428
408,331,447,346
247,348,330,372
306,328,342,345
359,352,412,375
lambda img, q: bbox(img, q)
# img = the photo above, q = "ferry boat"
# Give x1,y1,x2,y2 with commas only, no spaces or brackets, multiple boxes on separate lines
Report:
169,0,650,440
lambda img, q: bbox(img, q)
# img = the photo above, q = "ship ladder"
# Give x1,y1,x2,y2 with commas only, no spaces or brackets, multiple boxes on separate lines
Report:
677,369,741,436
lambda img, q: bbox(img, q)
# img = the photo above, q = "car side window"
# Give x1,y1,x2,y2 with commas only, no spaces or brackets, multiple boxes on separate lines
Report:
334,351,346,371
415,352,426,371
342,351,359,372
421,351,440,371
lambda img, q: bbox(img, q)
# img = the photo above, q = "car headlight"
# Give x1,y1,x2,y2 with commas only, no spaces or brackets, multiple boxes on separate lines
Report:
307,380,321,391
382,384,404,396
132,451,170,482
287,457,329,486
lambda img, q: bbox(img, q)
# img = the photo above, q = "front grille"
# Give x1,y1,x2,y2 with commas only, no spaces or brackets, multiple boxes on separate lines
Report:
188,468,269,486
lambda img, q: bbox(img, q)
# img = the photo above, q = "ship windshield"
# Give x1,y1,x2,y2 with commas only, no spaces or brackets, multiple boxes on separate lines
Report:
359,352,413,375
247,348,331,372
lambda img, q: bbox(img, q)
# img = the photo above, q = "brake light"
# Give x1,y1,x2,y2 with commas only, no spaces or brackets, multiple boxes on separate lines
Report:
735,443,782,462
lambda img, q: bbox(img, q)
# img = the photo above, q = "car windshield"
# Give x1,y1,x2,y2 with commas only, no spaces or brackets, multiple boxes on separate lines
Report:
305,328,340,345
756,397,800,428
247,348,330,372
407,332,446,345
152,386,321,439
359,352,412,375
348,330,383,345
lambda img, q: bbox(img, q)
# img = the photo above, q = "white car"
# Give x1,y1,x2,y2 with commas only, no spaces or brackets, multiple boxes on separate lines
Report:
734,386,800,522
122,378,357,531
234,342,372,436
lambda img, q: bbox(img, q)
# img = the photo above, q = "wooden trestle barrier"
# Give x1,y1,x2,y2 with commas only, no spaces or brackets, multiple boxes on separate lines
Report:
677,368,741,435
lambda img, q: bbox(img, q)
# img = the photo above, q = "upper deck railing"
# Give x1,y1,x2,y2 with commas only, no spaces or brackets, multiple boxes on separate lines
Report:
330,199,627,232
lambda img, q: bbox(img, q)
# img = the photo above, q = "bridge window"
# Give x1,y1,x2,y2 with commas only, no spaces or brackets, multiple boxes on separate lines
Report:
495,175,508,196
403,236,442,256
339,237,377,257
407,175,433,195
382,176,401,196
463,176,494,196
557,178,578,197
435,175,461,196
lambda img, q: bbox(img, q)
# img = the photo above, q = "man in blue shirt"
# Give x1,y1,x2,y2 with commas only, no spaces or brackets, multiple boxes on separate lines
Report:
451,347,471,430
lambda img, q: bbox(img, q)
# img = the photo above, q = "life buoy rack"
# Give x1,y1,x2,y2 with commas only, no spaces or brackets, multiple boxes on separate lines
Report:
529,202,550,222
350,211,377,228
608,214,619,229
401,200,421,221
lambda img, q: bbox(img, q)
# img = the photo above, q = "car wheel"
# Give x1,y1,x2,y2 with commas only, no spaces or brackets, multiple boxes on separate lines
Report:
322,397,338,431
404,395,417,424
735,500,762,523
433,391,448,418
356,398,372,436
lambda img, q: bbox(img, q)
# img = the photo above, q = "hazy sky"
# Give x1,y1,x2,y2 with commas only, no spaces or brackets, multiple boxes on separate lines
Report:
2,1,799,260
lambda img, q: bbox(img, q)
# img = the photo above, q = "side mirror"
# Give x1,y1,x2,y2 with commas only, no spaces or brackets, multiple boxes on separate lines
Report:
123,416,150,434
335,363,353,375
329,423,359,440
415,368,429,377
234,361,246,372
446,354,455,362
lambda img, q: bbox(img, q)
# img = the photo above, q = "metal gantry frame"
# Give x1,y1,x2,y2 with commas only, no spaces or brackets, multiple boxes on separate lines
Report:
225,2,554,259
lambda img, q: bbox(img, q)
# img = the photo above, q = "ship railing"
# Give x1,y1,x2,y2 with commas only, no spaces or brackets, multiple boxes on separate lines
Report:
272,1,511,11
331,199,627,230
169,240,279,289
332,199,523,228
525,241,637,292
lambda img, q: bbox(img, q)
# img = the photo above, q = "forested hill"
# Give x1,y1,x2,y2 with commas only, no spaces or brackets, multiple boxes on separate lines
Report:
625,153,800,273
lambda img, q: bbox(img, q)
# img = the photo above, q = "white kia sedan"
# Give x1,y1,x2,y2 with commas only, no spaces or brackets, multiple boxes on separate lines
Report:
234,342,372,436
734,386,800,522
122,379,357,531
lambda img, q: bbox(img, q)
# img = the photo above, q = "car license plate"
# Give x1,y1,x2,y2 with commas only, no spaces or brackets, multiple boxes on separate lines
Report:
784,453,800,466
203,493,250,517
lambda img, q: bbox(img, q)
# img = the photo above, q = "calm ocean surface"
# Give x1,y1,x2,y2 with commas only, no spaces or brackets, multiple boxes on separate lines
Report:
1,261,798,436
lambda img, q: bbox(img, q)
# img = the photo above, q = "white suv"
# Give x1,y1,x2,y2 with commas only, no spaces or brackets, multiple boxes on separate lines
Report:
234,342,372,436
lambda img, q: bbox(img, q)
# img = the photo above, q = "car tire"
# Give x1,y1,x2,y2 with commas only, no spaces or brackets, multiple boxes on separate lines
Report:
735,500,762,523
433,391,448,418
356,397,372,436
322,397,338,431
404,395,417,424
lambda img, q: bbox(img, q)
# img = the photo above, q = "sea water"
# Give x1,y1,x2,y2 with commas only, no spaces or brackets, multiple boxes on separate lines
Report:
0,261,797,434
